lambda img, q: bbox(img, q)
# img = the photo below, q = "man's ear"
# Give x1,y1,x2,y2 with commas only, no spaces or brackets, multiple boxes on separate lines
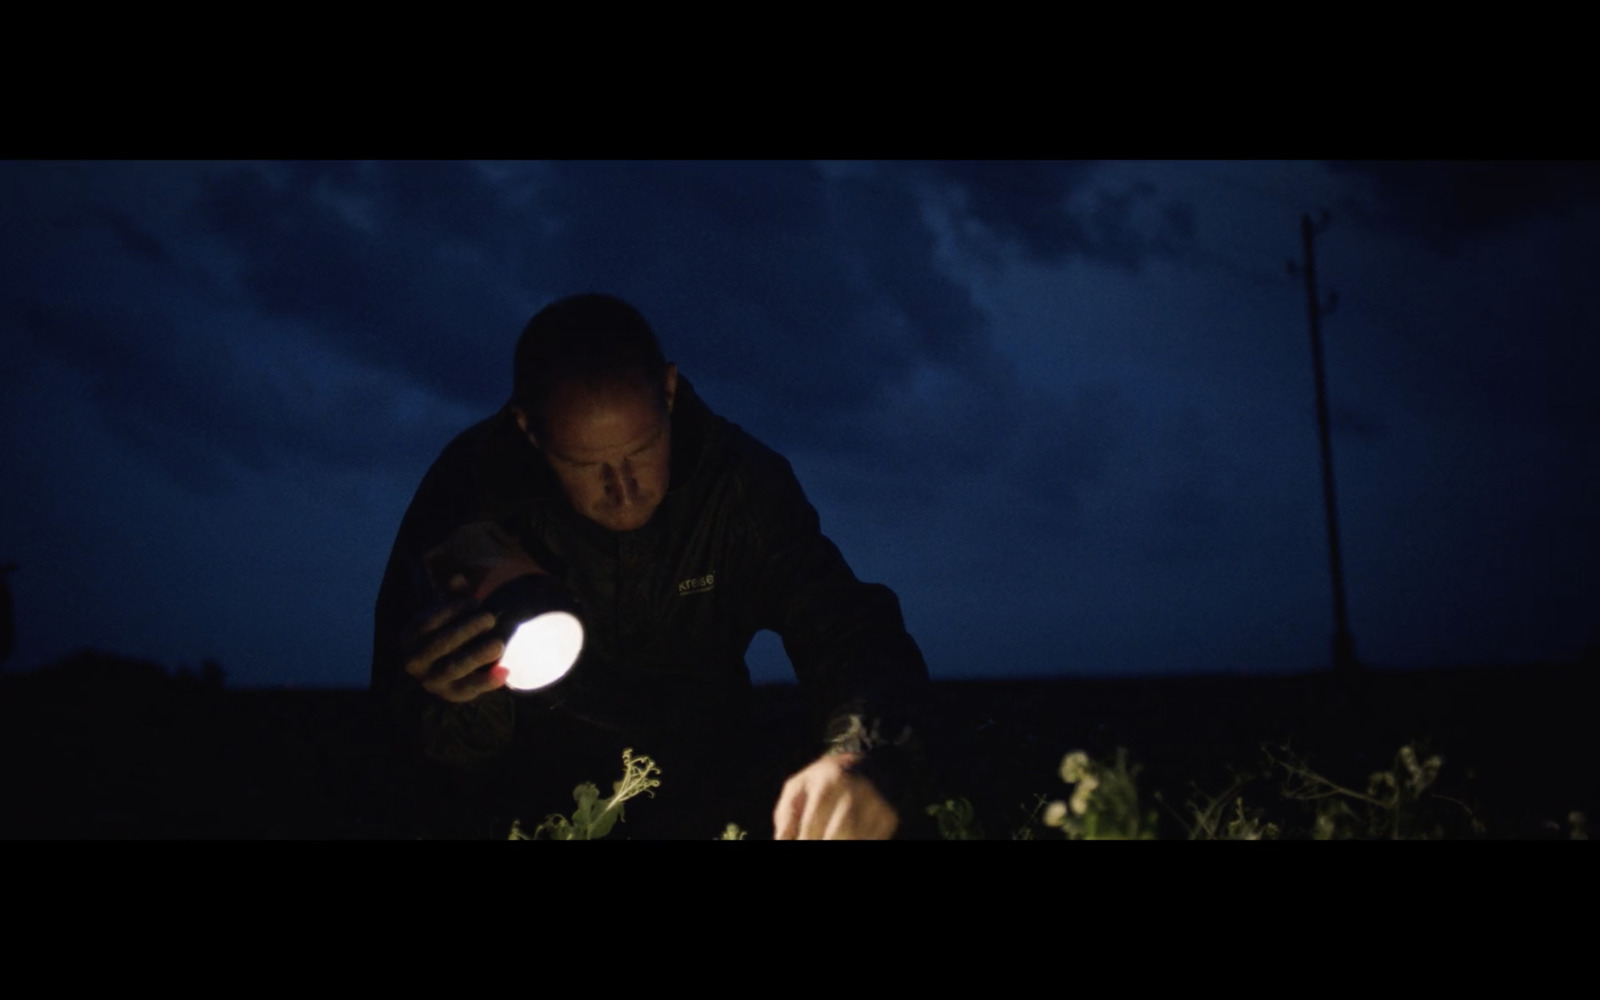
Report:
663,363,678,415
511,405,540,449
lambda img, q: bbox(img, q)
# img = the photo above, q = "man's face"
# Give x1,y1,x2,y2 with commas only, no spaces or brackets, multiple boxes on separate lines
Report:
519,367,677,533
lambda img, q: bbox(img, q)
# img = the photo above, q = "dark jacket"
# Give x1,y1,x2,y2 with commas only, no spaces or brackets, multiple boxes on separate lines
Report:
371,376,934,824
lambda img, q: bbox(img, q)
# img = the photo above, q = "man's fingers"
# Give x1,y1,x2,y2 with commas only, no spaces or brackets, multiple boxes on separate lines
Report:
773,782,804,840
845,794,897,840
796,787,820,840
444,663,509,703
404,608,497,679
797,779,840,841
877,808,899,840
821,791,855,840
416,574,477,637
771,754,902,840
424,629,506,690
400,595,479,658
774,755,901,840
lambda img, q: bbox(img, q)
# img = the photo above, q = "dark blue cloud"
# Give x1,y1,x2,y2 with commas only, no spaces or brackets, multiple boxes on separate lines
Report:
175,160,1013,470
518,161,894,414
920,161,1199,269
191,161,528,407
2,160,1182,536
1328,160,1600,250
81,206,174,266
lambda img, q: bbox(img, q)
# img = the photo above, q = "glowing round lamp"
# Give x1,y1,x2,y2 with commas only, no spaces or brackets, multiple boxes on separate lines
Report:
423,521,584,692
478,572,585,691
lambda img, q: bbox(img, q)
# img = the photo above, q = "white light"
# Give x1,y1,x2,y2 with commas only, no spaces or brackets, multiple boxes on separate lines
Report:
500,611,584,691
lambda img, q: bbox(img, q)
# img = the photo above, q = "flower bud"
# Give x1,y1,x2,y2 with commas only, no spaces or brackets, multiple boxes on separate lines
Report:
1060,751,1090,784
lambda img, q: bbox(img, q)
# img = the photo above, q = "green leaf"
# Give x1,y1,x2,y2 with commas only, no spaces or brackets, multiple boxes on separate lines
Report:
587,800,623,839
570,782,601,836
532,814,575,840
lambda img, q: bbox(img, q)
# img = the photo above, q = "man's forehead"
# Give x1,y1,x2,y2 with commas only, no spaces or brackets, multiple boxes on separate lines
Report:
542,386,667,461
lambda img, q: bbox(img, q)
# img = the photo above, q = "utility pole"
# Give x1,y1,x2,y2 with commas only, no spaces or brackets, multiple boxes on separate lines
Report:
1291,212,1361,678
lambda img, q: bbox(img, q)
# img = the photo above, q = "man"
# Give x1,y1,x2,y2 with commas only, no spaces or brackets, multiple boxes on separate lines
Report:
372,294,933,839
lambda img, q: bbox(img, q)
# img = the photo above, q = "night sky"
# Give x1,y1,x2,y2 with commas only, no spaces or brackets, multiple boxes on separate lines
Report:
1,160,1593,690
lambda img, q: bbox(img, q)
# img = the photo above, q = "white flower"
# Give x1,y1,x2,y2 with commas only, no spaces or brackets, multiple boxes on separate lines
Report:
1069,773,1100,815
1060,751,1091,784
1043,801,1069,827
1400,745,1421,783
1398,744,1442,792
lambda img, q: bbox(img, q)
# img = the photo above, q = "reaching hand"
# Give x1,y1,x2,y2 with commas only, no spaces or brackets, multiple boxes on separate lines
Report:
399,573,509,703
772,752,898,840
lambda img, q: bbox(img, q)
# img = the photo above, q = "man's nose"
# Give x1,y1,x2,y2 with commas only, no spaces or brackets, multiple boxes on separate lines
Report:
604,462,638,503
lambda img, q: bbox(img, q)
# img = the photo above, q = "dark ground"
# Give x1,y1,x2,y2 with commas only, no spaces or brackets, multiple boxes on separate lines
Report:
0,652,1592,839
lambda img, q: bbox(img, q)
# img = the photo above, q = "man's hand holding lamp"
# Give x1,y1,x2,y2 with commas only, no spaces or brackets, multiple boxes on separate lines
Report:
407,521,584,700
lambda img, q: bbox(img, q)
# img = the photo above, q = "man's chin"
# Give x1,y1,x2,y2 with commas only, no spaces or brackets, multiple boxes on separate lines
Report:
590,508,657,533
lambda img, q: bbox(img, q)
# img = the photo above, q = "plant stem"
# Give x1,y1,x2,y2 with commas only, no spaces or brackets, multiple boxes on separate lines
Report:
1281,765,1390,810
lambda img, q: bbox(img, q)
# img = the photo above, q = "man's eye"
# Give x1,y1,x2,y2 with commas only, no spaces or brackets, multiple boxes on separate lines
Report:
635,434,663,456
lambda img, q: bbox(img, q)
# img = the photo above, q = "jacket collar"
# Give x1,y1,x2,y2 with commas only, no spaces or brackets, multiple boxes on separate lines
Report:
666,374,712,495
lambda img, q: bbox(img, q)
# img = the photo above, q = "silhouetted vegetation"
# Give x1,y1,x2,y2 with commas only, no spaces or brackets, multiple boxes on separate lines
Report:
0,650,1591,839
